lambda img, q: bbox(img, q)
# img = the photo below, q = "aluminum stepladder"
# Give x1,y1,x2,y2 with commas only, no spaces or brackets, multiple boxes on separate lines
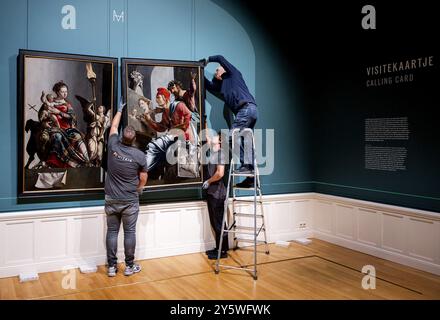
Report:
215,128,269,280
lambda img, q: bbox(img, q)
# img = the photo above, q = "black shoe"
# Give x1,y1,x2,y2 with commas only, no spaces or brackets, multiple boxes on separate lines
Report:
205,248,217,255
208,250,228,260
236,165,254,174
235,177,255,188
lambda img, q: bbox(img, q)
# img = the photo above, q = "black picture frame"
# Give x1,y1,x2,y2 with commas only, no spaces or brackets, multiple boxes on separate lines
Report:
121,57,206,199
17,49,118,202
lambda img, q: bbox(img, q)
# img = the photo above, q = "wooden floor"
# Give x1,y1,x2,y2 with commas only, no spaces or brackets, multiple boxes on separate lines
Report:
1,239,440,300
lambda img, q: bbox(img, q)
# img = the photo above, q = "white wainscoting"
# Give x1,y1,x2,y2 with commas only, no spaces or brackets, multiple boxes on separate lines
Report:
0,193,439,278
312,194,440,276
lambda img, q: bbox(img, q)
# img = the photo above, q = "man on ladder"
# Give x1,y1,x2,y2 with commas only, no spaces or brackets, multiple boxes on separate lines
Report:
200,55,258,187
201,55,268,280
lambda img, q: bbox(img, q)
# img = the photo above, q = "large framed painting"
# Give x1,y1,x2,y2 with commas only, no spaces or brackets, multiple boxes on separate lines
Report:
121,58,205,191
17,49,117,200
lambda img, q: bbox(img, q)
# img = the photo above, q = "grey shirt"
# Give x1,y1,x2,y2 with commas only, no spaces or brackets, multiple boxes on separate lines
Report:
203,150,227,199
105,134,148,201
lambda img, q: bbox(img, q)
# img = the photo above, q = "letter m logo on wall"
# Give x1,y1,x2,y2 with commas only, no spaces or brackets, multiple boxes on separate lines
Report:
113,10,124,23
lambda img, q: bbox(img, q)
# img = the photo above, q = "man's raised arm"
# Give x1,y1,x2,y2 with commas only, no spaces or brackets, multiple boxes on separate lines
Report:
109,98,126,136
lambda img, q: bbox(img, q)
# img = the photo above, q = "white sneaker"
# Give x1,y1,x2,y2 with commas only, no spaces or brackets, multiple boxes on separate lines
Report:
124,263,142,276
107,265,118,277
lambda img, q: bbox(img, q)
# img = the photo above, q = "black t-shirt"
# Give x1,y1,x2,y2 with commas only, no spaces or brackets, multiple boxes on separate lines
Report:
104,134,148,200
203,150,227,199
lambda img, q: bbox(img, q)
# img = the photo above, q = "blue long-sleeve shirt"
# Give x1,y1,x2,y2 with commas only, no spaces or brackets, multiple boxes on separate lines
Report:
204,55,256,115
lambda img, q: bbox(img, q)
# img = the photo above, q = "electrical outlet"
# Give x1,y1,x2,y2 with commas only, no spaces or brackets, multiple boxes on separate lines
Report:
298,222,307,229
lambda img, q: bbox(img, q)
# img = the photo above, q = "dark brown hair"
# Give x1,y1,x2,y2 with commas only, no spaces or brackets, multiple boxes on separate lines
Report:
52,81,68,94
167,80,183,91
122,125,136,145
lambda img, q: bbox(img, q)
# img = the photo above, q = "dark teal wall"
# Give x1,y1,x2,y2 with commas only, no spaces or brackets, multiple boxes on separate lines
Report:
0,0,313,212
212,1,313,195
309,3,440,212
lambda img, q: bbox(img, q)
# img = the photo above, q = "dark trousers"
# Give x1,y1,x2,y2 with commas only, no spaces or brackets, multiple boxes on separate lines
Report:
105,198,139,267
207,194,229,252
231,103,258,169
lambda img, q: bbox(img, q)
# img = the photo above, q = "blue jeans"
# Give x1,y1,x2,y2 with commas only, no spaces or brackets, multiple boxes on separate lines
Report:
231,103,258,169
105,197,139,267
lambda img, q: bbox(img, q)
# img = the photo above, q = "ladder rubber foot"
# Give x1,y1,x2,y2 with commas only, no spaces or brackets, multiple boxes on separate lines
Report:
253,276,258,280
214,270,219,274
265,251,270,255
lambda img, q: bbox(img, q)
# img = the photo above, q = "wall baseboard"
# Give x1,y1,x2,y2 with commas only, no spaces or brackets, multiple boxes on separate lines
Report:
312,193,440,275
314,231,440,276
0,192,438,278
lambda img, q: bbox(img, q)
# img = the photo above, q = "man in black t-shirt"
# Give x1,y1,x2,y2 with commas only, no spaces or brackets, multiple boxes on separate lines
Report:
104,101,148,277
202,132,229,260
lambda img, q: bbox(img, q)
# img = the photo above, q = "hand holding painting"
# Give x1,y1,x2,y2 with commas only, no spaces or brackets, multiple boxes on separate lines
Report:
198,58,208,67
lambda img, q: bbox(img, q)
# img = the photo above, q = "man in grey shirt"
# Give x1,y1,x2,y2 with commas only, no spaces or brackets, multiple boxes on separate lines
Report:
104,101,148,277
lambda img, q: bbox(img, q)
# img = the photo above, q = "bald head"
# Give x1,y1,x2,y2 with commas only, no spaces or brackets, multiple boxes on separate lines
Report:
214,66,226,80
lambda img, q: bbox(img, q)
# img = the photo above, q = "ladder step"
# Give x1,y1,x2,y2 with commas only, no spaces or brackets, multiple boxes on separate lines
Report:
234,226,263,231
225,230,256,235
232,199,263,203
231,173,255,177
234,213,264,218
235,238,267,244
234,186,261,190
